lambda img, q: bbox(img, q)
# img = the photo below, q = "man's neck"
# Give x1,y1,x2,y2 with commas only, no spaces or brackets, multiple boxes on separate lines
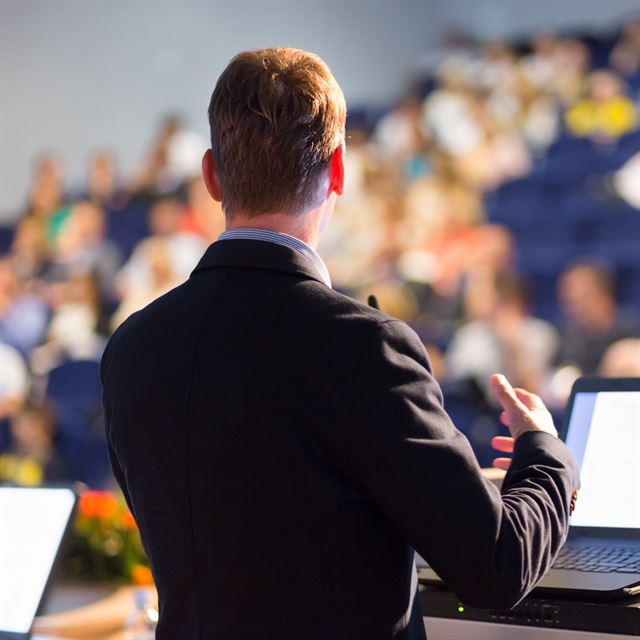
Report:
225,209,323,250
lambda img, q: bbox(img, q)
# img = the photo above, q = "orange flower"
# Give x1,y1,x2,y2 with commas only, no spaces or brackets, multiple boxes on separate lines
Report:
132,565,154,585
80,491,118,520
121,509,138,530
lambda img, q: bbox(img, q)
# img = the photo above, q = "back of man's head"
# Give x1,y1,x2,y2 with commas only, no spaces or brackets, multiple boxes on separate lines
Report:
208,48,346,218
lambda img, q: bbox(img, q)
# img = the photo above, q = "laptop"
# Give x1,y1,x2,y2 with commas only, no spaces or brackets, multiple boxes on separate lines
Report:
0,486,77,640
418,377,640,601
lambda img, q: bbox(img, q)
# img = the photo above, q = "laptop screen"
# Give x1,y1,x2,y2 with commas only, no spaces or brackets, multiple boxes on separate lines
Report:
0,487,76,635
565,390,640,530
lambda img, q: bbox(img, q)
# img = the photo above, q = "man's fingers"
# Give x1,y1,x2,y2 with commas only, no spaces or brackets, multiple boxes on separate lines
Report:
493,457,512,471
514,387,543,410
515,388,558,436
490,374,528,415
490,376,558,440
491,436,515,453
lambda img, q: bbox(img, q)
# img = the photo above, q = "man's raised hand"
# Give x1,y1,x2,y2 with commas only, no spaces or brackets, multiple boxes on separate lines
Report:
489,373,557,471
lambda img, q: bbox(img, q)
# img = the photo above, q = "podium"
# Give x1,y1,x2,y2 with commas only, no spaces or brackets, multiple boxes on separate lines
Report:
419,582,640,638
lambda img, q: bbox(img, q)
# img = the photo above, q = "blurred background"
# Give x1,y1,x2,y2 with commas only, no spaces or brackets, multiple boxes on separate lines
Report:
1,0,639,496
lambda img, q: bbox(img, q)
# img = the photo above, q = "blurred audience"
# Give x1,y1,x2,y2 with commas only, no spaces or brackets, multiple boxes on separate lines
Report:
84,150,128,211
0,402,65,486
556,261,640,376
180,175,226,243
1,20,639,487
612,152,640,208
44,200,122,305
114,197,206,328
446,272,557,394
10,216,50,283
565,70,638,140
130,116,207,197
0,341,29,421
0,257,49,356
610,19,640,79
599,338,640,377
25,154,65,220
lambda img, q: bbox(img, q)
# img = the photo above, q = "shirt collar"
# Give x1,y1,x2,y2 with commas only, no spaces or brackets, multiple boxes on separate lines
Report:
218,228,332,288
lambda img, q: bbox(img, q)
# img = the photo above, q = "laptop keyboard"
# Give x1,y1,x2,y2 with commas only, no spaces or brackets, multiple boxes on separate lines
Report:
553,545,640,573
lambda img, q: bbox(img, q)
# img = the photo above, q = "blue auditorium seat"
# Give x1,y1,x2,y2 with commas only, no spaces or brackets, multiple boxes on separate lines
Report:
614,129,640,164
0,419,9,453
591,209,640,242
0,226,14,254
597,129,640,171
538,136,610,186
487,180,560,226
525,270,563,323
45,359,111,488
547,135,592,158
627,72,640,94
575,205,640,265
106,199,151,260
440,378,502,468
617,266,640,312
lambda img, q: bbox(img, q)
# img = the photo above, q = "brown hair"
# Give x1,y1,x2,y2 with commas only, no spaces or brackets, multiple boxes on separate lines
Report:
208,48,346,217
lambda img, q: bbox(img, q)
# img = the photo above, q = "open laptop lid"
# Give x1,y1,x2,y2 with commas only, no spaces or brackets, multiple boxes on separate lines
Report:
561,377,640,541
0,486,77,640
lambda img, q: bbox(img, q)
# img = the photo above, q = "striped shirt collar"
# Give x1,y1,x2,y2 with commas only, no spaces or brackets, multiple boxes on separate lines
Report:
218,228,332,288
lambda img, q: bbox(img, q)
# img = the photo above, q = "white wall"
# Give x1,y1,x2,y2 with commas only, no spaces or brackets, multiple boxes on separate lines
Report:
1,0,637,219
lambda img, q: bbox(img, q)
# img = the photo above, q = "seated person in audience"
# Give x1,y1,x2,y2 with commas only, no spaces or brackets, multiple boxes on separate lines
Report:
129,116,207,197
552,38,591,107
129,117,181,196
44,200,122,307
0,341,29,425
24,153,66,220
565,70,638,140
422,62,497,189
0,402,65,486
519,31,559,91
398,158,513,299
111,237,181,329
599,338,640,378
556,261,640,375
115,197,206,303
180,176,226,243
9,215,51,284
423,60,484,160
0,257,49,356
517,76,561,153
610,19,640,80
446,271,557,396
373,95,424,163
31,273,107,375
85,150,128,210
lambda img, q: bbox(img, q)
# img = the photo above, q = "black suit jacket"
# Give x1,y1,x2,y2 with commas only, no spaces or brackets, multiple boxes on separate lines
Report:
101,239,579,640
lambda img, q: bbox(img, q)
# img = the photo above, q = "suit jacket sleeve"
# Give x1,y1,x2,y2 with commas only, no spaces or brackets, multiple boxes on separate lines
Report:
348,319,579,609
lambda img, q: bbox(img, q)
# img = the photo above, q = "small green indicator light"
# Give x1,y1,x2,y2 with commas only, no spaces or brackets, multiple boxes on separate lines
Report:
457,606,465,614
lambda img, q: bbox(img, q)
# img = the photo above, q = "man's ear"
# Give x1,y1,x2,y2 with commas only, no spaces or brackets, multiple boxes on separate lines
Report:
327,144,345,197
202,149,222,202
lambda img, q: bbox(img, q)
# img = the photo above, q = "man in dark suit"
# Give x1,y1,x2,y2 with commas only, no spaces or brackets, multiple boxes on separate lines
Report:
101,48,579,640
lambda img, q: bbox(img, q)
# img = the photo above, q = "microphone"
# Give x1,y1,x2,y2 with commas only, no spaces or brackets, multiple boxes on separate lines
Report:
367,294,380,310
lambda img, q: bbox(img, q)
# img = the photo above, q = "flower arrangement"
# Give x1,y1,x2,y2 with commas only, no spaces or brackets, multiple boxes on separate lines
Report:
62,490,153,585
